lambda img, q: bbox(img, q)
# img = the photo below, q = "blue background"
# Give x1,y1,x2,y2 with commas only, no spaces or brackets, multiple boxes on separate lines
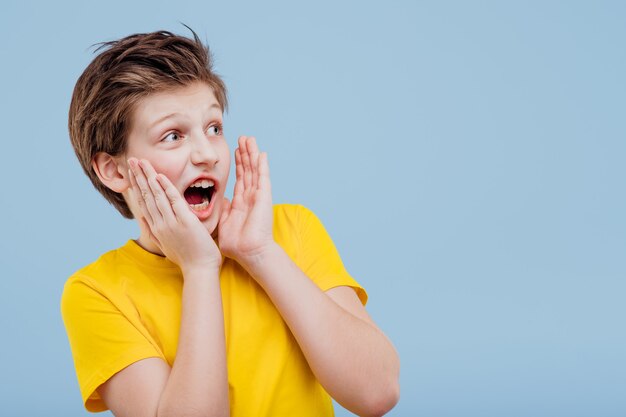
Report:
1,1,625,416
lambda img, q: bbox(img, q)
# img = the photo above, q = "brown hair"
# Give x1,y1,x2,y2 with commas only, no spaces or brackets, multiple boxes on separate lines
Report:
68,28,227,219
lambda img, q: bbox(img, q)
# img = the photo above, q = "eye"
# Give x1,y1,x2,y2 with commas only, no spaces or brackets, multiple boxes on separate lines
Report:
207,124,222,137
162,132,181,142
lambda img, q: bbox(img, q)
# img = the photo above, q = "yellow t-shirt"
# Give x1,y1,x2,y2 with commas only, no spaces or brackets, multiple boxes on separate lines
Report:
61,204,367,415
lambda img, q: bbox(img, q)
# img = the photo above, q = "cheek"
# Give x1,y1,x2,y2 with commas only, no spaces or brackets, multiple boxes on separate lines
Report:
126,146,183,181
145,158,186,190
219,142,231,175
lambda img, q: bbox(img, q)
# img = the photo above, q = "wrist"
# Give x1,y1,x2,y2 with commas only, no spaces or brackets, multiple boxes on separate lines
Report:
181,261,221,281
236,242,282,276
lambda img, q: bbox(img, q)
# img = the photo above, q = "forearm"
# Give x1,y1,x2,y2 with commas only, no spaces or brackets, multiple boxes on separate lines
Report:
241,244,400,417
157,268,229,417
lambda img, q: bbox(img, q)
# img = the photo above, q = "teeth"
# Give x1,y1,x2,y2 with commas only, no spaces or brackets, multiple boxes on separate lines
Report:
190,179,215,188
189,196,210,211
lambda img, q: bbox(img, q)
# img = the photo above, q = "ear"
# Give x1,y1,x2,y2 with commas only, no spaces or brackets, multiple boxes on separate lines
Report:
92,152,129,193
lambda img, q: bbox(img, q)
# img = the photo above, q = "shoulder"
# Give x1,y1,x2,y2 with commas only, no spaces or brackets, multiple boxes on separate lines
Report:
272,203,325,238
62,249,116,294
272,203,322,230
271,204,319,263
61,257,114,316
273,203,308,220
63,247,122,290
60,243,137,313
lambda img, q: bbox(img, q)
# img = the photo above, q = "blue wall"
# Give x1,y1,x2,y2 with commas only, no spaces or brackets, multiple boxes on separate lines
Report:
1,1,624,415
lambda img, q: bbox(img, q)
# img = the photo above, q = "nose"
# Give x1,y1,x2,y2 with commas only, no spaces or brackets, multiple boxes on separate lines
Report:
190,131,219,167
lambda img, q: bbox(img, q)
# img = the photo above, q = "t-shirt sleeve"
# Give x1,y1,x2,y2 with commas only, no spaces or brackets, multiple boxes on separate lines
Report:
294,205,368,305
60,275,164,412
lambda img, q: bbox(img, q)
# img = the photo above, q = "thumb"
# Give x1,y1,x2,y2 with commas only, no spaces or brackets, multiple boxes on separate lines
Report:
219,197,231,225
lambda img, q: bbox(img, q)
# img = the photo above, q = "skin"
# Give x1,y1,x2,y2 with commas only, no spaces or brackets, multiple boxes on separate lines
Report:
92,82,400,417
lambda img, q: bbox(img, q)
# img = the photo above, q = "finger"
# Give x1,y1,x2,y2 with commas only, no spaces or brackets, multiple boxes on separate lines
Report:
233,147,244,200
128,159,154,225
141,161,175,222
128,162,142,206
238,136,252,190
219,197,231,225
217,198,231,249
247,136,259,190
258,152,271,192
157,173,192,222
136,159,162,224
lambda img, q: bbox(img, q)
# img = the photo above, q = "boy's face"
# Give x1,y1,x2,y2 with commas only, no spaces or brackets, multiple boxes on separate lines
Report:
121,81,230,236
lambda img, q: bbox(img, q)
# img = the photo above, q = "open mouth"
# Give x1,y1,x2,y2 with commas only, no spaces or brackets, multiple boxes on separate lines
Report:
183,179,215,212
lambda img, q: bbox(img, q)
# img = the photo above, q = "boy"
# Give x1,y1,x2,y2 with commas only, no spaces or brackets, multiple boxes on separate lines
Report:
61,29,399,417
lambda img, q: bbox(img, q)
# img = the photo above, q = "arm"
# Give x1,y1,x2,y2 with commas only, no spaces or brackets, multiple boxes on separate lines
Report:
98,159,228,417
219,137,399,417
99,271,228,417
242,245,400,417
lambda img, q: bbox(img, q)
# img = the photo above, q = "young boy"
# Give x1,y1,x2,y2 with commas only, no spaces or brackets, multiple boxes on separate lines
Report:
61,29,399,417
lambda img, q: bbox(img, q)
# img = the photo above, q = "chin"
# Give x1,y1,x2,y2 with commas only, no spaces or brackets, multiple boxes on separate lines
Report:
190,193,221,234
204,208,220,238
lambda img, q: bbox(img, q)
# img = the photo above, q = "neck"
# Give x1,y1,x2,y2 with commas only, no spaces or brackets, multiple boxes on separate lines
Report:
134,217,166,256
135,234,165,257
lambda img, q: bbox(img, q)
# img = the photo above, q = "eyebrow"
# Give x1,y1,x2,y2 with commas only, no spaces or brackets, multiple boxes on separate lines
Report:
148,103,222,128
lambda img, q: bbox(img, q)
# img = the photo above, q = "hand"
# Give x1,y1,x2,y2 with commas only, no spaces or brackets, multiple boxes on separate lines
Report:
128,158,222,275
218,136,274,267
